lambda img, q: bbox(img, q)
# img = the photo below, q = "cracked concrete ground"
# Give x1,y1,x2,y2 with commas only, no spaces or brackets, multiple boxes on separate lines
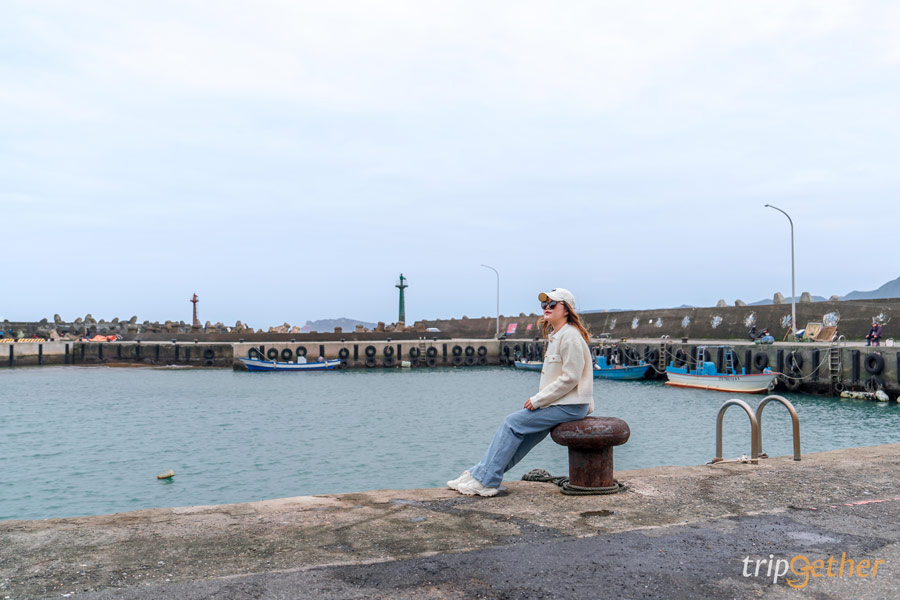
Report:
2,444,898,599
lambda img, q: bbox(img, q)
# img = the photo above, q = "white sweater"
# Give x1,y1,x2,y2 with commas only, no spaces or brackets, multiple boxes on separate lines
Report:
529,323,594,412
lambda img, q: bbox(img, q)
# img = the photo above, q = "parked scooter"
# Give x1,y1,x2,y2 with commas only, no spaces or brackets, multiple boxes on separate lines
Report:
748,326,772,341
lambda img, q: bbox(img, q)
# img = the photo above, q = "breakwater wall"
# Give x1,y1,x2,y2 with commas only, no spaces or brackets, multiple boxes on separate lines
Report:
582,339,899,398
0,341,237,368
5,338,897,400
233,340,497,368
0,339,505,370
422,298,900,341
6,298,897,344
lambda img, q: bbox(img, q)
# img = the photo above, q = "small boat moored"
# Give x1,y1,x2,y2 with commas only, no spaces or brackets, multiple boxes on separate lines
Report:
513,360,543,371
593,355,651,380
239,357,342,372
515,356,651,381
665,345,778,394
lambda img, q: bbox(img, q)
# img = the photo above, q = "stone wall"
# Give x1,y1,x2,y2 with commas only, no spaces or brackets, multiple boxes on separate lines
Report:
5,298,898,343
418,298,900,341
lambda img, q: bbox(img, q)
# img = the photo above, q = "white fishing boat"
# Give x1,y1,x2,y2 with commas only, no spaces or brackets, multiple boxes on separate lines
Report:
239,357,342,372
665,345,778,394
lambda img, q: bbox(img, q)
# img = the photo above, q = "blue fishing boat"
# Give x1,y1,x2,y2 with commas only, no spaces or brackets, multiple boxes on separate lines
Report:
593,355,651,380
239,357,342,372
515,357,650,380
513,360,543,371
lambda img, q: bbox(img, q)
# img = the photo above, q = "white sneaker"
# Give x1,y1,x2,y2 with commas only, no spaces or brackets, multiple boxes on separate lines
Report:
456,476,500,497
447,470,475,490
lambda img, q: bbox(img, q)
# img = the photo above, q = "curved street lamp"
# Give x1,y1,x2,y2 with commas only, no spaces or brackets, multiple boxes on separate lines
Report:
764,204,796,340
480,264,500,338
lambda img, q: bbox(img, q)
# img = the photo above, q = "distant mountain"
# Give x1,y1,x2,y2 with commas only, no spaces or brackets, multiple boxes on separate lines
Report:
300,317,377,333
843,275,900,301
744,275,900,305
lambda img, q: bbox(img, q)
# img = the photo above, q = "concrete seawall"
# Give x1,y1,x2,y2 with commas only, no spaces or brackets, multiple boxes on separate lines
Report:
3,444,899,599
589,338,900,397
4,338,898,399
423,297,900,342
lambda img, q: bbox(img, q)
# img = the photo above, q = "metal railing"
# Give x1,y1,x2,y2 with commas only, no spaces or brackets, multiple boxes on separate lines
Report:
754,394,801,461
713,399,760,464
712,394,801,464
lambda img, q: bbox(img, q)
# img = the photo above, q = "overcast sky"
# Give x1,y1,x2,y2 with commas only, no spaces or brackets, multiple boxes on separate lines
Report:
3,1,899,328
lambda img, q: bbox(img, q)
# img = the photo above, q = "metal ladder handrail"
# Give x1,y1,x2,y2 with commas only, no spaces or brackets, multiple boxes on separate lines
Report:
724,347,735,374
754,394,801,461
713,399,760,464
418,338,428,363
829,346,842,388
713,395,801,464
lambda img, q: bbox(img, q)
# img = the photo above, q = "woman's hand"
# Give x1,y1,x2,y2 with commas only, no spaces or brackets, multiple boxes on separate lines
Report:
524,399,535,411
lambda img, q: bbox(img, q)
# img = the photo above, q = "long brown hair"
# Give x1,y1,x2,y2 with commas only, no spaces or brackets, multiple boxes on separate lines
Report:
538,301,591,344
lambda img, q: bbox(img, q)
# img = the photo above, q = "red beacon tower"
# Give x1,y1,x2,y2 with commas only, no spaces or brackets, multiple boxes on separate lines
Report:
191,293,200,327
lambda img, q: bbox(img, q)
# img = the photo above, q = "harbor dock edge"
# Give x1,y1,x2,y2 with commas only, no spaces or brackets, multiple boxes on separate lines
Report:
4,337,899,398
3,443,899,599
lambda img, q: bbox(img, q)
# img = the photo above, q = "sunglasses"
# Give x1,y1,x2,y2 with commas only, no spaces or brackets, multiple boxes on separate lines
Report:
541,300,561,310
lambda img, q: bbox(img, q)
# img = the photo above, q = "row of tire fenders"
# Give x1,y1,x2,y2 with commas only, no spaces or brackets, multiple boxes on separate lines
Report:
505,342,892,393
246,344,490,368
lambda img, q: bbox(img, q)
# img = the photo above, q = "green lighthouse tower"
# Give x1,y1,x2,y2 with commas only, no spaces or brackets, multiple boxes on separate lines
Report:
396,274,408,324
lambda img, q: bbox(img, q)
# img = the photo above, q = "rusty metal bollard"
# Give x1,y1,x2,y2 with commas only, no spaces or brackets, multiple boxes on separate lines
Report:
551,417,630,489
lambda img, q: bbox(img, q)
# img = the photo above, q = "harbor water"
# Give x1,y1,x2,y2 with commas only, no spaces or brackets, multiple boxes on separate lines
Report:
2,366,899,521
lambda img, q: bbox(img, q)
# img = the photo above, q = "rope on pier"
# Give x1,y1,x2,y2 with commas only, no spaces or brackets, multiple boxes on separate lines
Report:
521,468,626,495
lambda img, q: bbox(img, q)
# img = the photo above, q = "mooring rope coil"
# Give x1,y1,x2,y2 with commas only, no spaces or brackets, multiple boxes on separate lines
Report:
521,468,626,495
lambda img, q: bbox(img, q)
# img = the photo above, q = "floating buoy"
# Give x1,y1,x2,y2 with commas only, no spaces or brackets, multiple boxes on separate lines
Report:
157,469,175,480
840,391,870,400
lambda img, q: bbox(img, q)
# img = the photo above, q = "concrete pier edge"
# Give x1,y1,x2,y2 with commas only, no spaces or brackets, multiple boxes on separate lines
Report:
3,443,899,599
5,338,899,398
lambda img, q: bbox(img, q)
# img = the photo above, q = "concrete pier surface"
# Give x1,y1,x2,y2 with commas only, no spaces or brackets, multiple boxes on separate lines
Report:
3,445,899,599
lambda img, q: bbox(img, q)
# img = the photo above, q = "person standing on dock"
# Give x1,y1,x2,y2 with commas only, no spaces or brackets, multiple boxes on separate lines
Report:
448,288,594,497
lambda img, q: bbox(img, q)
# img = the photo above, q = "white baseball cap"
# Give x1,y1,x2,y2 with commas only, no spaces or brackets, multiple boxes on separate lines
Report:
538,288,576,310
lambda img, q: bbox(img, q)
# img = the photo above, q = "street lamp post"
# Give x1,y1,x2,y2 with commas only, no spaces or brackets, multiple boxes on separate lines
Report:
764,204,796,340
480,264,500,338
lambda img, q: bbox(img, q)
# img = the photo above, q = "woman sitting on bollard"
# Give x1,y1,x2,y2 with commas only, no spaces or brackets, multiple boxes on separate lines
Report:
447,288,594,497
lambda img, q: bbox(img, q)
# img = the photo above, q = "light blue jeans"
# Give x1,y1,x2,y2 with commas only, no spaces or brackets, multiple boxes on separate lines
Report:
469,404,591,488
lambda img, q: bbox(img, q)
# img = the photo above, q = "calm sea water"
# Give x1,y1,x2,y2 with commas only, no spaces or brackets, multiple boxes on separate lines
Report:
2,366,899,521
